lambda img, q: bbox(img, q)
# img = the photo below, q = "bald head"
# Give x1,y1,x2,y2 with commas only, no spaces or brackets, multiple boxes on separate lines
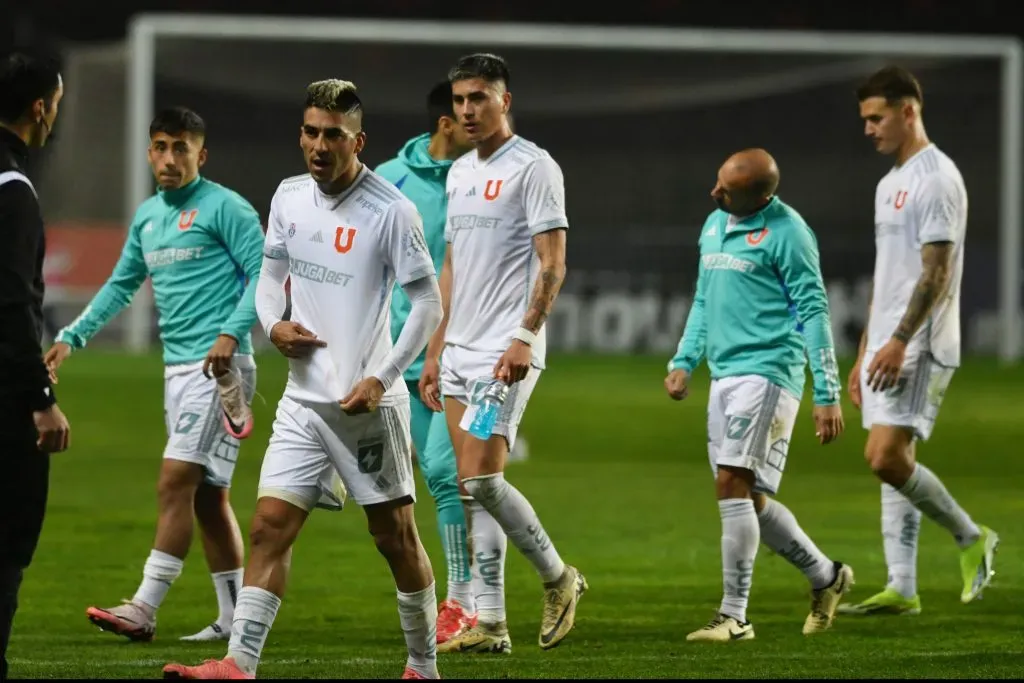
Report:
712,148,780,216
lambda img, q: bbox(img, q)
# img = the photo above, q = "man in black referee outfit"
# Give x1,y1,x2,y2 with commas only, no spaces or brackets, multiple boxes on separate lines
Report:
0,49,71,680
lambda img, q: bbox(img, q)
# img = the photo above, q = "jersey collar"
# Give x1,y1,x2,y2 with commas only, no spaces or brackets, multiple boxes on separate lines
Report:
159,175,202,206
474,134,519,167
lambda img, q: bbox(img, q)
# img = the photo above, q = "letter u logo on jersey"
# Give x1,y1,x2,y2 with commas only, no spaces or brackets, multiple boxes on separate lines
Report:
746,228,768,246
484,179,503,201
894,190,908,210
178,209,198,230
334,226,357,253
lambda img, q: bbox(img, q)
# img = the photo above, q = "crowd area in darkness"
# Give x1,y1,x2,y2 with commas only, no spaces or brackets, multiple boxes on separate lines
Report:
0,0,1011,46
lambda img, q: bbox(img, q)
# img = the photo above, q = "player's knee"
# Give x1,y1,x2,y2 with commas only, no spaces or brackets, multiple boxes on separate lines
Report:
193,483,231,523
421,458,459,500
248,504,299,557
368,502,419,561
715,466,754,500
156,461,202,508
864,430,915,484
461,472,507,508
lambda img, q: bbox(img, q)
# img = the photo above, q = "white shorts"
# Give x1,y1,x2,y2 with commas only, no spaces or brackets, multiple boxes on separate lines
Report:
707,375,801,496
163,356,257,488
258,395,416,511
439,344,539,450
860,351,954,441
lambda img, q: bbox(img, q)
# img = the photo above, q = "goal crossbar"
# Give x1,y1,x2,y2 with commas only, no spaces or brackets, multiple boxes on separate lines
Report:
124,14,1024,361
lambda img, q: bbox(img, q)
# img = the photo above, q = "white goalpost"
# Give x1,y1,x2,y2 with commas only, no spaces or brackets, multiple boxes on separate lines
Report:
123,14,1024,362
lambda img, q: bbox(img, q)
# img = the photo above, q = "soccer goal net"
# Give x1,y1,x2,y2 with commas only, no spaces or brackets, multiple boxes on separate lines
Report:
40,16,1023,361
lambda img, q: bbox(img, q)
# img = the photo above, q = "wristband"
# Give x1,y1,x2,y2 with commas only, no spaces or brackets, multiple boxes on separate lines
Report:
513,327,537,347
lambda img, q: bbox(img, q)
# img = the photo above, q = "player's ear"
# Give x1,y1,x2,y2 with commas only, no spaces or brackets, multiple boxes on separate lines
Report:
354,130,366,155
197,146,208,168
502,91,512,115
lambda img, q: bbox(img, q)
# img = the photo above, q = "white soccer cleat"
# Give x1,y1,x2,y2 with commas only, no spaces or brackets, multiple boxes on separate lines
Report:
686,613,755,642
217,370,253,439
179,622,230,642
86,599,156,642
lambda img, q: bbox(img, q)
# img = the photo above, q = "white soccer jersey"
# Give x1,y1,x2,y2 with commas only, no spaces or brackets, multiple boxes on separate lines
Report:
443,135,569,369
869,144,967,368
263,167,435,404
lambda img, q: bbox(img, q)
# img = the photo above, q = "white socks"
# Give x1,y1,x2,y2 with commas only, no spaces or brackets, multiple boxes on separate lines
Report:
468,499,508,624
226,586,281,676
899,464,981,549
880,463,982,598
463,474,565,585
223,584,438,679
397,584,439,679
757,499,835,589
133,549,183,611
719,499,759,623
447,577,475,616
882,483,921,598
212,569,243,627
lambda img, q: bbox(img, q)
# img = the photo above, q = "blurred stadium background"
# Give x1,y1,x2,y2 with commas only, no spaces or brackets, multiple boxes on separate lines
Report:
3,0,1023,679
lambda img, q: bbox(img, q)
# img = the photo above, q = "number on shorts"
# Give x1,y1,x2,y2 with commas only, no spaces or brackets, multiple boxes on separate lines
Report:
213,434,240,464
726,415,753,441
766,438,788,472
357,440,384,474
174,412,201,434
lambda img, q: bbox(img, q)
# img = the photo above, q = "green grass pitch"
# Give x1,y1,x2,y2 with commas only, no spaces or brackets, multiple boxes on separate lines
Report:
7,352,1023,678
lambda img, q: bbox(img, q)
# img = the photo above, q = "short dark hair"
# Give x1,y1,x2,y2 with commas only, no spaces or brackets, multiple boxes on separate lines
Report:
305,79,363,117
149,107,206,141
447,53,510,88
0,49,62,124
856,66,924,106
427,81,454,133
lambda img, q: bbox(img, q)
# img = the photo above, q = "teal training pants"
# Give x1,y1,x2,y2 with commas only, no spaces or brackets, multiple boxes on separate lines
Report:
407,380,471,585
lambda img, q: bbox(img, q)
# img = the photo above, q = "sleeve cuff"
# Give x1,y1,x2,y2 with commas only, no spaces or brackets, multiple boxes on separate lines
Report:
668,358,693,373
28,383,56,411
372,362,402,392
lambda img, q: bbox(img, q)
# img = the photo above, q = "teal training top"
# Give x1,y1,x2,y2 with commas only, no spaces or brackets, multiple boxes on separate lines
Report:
57,176,265,364
669,197,841,405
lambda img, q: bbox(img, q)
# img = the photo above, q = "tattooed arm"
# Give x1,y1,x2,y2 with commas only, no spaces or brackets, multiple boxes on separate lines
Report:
891,241,954,344
521,230,567,333
493,155,569,384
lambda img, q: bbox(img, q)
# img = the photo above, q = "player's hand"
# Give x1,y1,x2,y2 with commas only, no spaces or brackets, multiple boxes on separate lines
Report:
664,369,690,401
812,404,844,445
340,377,385,415
848,358,863,410
419,358,443,412
43,342,72,384
203,334,238,378
33,404,70,453
494,339,531,384
269,321,327,359
866,337,906,392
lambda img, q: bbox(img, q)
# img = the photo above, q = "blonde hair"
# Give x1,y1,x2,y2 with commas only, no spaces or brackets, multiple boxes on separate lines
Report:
304,79,362,115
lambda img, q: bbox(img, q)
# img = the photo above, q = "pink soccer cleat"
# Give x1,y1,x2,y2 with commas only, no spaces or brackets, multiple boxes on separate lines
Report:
436,600,476,645
402,667,440,680
162,658,254,680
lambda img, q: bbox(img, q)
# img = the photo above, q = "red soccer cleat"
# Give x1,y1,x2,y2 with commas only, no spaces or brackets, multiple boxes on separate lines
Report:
436,599,476,645
162,658,254,680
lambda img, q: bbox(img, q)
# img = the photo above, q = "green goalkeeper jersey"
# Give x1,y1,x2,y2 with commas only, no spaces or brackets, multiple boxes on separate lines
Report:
57,176,265,365
668,196,841,406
